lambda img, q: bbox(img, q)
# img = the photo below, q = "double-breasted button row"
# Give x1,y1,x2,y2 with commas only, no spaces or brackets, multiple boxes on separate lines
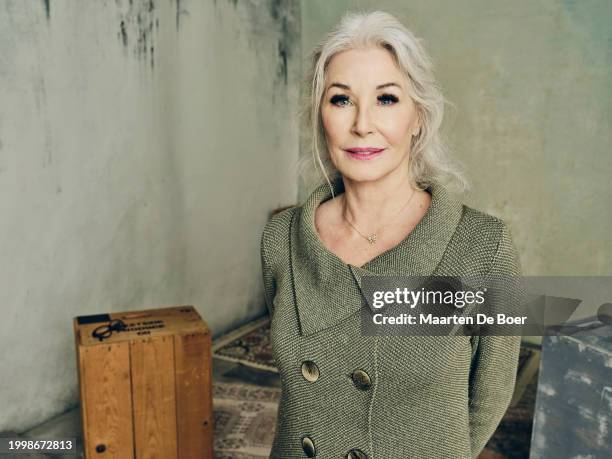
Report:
301,360,372,391
299,362,370,457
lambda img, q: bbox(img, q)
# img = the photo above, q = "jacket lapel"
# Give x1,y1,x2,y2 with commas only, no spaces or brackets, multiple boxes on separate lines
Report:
290,175,465,336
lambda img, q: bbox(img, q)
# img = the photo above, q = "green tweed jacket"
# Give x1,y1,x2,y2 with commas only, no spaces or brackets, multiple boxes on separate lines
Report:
260,175,522,459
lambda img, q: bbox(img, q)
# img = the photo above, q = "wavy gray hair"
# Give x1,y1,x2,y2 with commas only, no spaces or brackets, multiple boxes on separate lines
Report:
296,10,469,197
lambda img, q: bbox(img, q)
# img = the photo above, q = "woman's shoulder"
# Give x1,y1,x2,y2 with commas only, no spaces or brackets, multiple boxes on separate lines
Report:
431,179,509,245
453,204,521,275
260,205,299,269
262,205,298,241
459,204,508,238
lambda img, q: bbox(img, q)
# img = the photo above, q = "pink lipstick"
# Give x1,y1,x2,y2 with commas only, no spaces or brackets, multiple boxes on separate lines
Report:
344,147,386,160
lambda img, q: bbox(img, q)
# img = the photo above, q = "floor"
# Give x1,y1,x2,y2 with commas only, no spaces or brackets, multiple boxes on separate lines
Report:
6,357,278,459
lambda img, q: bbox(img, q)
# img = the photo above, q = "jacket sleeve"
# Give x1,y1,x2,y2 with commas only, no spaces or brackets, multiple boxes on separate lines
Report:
468,222,522,459
260,221,277,317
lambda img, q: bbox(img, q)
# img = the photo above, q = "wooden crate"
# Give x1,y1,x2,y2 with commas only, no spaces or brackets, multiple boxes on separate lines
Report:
73,305,213,458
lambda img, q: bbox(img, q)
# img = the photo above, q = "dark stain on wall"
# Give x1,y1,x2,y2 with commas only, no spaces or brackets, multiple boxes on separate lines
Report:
120,20,128,47
42,0,50,20
218,0,299,88
176,0,189,31
277,40,288,86
117,0,159,70
269,0,296,87
276,8,289,85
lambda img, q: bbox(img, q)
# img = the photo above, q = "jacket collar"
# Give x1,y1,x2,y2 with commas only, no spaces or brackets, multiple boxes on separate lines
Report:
290,175,465,337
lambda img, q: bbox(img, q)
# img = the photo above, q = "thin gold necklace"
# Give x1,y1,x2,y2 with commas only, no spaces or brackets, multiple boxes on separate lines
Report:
342,188,417,245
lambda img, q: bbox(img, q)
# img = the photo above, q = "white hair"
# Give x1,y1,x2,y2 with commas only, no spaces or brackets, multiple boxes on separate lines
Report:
296,10,469,198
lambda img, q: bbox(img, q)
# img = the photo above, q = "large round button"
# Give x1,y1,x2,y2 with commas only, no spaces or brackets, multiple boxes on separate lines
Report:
301,436,316,457
351,369,372,390
301,360,320,382
346,448,368,459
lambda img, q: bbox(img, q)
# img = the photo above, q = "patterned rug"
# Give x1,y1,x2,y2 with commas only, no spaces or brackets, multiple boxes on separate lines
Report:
212,316,277,373
213,316,540,458
213,381,280,459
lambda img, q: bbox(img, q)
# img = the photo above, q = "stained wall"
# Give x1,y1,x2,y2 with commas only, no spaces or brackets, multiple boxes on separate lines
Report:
0,0,300,431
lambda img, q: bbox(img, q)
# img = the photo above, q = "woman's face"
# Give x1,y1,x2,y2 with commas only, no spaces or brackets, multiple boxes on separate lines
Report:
320,46,421,183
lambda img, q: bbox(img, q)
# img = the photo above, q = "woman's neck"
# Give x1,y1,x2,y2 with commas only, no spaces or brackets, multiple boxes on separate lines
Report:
339,173,420,232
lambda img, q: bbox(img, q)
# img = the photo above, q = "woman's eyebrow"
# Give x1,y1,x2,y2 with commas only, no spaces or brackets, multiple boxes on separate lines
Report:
376,82,402,90
327,82,402,91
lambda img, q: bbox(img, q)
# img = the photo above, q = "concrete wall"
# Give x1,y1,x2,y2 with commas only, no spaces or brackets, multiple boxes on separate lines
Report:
0,0,299,432
300,0,612,276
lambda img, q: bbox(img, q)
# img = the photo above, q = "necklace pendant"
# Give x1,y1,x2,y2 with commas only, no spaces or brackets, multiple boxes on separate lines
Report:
367,234,377,245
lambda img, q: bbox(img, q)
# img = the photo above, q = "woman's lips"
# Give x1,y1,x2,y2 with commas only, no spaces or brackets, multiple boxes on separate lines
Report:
344,147,386,160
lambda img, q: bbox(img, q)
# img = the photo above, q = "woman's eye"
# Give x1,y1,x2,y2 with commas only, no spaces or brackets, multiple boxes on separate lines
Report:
330,94,350,106
378,93,399,105
329,93,398,106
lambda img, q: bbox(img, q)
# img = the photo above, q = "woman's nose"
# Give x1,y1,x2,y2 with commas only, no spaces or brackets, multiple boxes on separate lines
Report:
351,105,375,136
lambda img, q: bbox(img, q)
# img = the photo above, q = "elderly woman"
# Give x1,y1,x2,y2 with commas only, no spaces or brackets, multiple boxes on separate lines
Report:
260,10,522,459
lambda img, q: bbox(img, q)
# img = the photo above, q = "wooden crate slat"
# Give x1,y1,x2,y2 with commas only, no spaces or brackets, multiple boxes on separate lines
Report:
175,332,214,458
131,335,178,459
80,343,134,458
